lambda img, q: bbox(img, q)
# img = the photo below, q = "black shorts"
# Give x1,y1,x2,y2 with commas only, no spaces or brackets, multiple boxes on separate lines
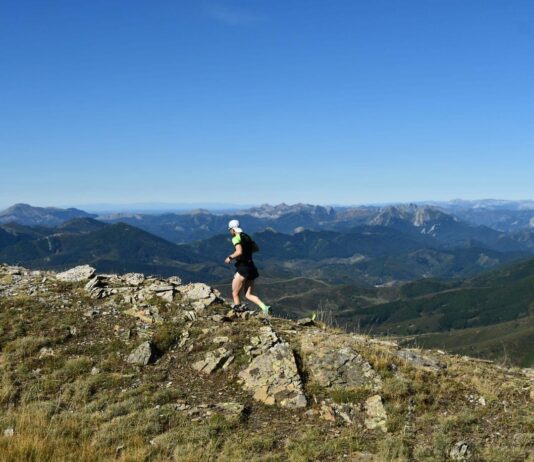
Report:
235,262,259,280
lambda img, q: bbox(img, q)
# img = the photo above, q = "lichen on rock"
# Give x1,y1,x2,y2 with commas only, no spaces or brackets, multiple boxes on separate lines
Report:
299,330,382,390
239,332,307,409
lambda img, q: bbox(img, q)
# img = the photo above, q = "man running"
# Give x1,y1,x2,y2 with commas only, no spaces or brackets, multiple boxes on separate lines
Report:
224,219,270,315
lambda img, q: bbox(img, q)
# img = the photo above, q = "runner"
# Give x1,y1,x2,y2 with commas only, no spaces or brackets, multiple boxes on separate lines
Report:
224,219,270,315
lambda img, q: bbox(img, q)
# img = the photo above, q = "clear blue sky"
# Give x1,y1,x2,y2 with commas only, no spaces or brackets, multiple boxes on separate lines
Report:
1,0,533,209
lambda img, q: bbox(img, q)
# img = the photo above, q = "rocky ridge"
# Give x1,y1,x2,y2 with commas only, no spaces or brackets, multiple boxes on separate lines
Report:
0,264,532,461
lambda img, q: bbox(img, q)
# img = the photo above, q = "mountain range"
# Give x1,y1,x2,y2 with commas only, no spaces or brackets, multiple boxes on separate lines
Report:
0,201,533,365
3,201,533,244
1,213,531,285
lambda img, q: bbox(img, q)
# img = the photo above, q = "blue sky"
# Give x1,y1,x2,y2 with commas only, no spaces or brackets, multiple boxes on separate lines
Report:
1,0,533,209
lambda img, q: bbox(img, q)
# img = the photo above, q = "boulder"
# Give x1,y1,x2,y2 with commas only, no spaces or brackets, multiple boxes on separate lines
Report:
145,282,175,302
147,283,175,293
239,341,307,409
126,341,156,366
364,395,387,432
84,275,106,291
178,283,219,311
56,265,95,282
192,347,233,374
212,402,245,419
297,317,315,326
394,349,444,372
124,307,157,324
167,276,182,286
38,347,54,359
299,331,382,390
449,441,472,460
121,273,145,286
88,287,112,300
244,326,279,357
319,401,356,424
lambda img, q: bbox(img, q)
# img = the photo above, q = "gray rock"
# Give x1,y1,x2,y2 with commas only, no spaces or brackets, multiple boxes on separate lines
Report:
158,290,174,303
239,340,307,409
245,326,279,357
449,441,472,460
6,266,22,275
88,288,112,299
213,402,245,418
56,265,96,282
38,347,54,359
178,282,212,299
299,331,382,390
122,273,145,286
167,276,182,286
178,283,219,311
126,341,155,366
318,401,358,425
364,395,387,432
394,349,444,372
178,330,190,347
124,307,156,324
145,282,176,302
183,310,197,321
84,275,106,291
147,283,175,293
297,317,315,326
83,307,100,318
192,347,233,374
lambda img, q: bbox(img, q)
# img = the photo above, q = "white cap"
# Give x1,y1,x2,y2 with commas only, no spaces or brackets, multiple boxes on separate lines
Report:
228,219,240,230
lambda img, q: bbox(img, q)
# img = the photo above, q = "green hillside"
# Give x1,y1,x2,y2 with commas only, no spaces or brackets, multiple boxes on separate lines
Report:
405,315,534,367
0,223,204,280
323,258,534,366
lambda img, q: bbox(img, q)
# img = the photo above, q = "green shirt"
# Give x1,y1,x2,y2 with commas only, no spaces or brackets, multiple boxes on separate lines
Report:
232,234,241,246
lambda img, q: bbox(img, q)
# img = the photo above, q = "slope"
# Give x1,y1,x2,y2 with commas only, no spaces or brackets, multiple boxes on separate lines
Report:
0,263,531,461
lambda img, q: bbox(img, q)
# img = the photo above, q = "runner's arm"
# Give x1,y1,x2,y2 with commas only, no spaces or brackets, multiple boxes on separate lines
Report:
229,243,243,260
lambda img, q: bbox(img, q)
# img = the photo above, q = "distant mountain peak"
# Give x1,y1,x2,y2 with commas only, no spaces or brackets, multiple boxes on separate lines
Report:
239,203,335,219
0,203,95,227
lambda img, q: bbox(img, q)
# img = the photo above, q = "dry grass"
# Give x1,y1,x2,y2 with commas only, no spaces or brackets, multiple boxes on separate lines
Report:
0,269,533,461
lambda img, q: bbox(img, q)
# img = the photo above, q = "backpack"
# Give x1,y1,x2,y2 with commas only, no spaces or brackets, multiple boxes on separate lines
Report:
240,232,260,253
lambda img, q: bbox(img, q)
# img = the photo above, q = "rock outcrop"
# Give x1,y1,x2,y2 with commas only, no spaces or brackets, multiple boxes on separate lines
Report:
239,326,307,408
56,264,96,282
126,341,156,366
364,395,387,432
193,347,234,374
299,330,382,390
177,282,219,311
239,342,307,409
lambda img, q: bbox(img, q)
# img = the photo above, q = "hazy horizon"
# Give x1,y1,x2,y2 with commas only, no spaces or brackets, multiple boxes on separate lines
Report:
1,197,534,215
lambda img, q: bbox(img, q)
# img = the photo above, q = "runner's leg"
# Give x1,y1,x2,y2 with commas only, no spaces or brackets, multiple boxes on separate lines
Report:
244,279,265,307
232,272,245,305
